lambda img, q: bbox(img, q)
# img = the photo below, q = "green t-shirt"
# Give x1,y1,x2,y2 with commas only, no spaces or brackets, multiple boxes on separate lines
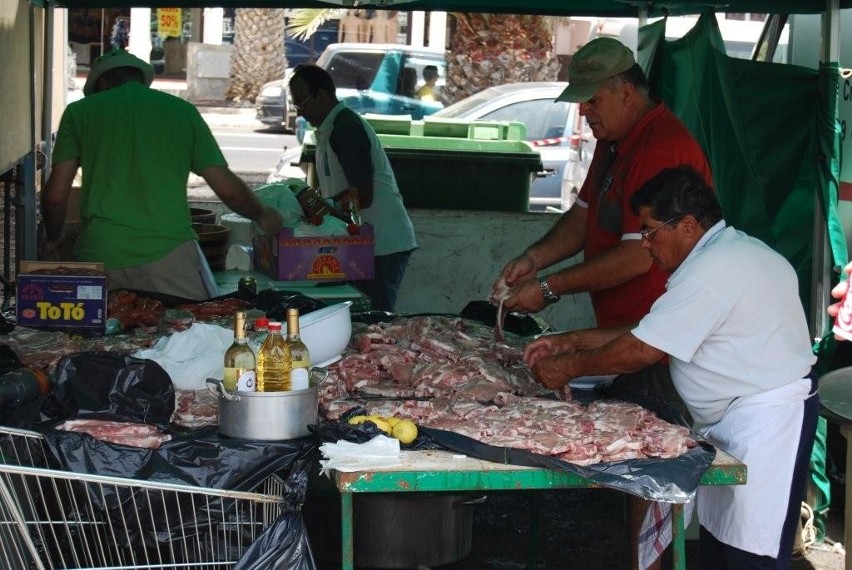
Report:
52,82,227,270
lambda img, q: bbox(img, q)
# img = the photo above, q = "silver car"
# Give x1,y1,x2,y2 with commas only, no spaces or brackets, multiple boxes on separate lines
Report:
431,82,594,211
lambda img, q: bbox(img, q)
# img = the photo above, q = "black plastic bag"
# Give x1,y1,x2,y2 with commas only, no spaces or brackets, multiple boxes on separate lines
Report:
459,300,547,337
37,427,319,558
310,406,440,451
233,513,316,570
42,352,174,425
254,290,327,322
417,425,715,504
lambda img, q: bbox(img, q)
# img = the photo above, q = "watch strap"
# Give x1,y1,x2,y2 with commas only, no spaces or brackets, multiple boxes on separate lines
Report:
539,277,560,304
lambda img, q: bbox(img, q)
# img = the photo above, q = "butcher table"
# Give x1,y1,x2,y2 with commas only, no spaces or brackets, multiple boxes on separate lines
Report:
328,448,746,570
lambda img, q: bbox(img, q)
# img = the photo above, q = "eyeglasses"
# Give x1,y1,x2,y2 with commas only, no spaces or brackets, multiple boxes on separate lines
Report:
294,93,314,110
639,217,682,241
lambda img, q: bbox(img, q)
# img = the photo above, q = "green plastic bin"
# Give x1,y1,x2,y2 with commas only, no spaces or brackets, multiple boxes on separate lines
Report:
303,130,541,212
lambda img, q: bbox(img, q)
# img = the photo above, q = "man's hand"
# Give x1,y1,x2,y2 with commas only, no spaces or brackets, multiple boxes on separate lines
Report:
497,253,537,288
257,207,283,236
39,233,64,261
529,352,573,390
502,278,547,314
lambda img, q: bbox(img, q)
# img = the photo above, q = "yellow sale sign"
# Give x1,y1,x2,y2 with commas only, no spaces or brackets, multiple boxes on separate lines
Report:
157,8,182,38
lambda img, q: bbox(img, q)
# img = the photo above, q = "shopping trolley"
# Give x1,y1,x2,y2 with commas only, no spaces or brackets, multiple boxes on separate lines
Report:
0,425,290,569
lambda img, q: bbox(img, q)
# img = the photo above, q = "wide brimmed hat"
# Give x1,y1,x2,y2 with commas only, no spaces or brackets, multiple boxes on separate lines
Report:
556,38,636,103
83,49,154,96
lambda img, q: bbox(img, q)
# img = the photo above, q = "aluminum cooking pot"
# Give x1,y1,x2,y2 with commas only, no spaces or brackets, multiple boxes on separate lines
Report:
206,368,327,440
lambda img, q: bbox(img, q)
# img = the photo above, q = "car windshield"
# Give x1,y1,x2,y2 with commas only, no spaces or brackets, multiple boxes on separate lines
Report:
325,52,385,90
479,99,572,142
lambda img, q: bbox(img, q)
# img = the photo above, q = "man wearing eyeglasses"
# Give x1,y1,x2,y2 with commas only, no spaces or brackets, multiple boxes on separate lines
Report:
288,64,417,312
492,37,712,569
525,166,818,569
41,50,282,300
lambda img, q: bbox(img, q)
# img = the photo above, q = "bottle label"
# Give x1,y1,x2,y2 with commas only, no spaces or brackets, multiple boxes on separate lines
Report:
290,368,309,390
237,370,257,392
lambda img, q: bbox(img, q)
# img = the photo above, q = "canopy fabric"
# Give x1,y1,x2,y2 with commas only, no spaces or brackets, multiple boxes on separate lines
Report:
46,0,852,15
644,12,847,318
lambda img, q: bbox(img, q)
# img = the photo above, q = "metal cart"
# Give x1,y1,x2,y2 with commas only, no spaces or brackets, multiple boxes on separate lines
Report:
0,426,288,569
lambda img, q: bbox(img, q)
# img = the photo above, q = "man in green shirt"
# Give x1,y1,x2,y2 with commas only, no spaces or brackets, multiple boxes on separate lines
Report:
42,49,281,299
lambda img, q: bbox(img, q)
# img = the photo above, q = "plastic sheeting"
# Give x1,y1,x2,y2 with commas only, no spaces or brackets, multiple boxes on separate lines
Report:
2,352,319,570
318,398,714,504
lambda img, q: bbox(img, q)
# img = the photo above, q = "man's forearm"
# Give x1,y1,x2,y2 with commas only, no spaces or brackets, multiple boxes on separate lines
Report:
41,160,78,240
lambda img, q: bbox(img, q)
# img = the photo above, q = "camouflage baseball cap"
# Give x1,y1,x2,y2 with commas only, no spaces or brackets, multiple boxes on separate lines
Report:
556,37,636,103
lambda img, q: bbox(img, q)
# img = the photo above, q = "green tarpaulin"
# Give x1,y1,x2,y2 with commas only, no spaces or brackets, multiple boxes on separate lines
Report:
643,13,847,316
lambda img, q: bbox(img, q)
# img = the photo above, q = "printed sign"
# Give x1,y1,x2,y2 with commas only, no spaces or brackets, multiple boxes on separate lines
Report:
157,8,182,38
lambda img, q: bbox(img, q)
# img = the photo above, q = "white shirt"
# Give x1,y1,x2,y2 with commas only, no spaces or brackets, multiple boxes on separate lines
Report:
632,221,815,428
632,220,816,555
314,102,417,257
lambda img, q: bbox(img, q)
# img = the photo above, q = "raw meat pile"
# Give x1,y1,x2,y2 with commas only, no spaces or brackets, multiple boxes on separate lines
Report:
172,389,219,428
320,316,695,465
56,419,172,449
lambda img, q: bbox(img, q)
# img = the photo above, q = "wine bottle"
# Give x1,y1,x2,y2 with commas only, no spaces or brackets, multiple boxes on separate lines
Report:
223,311,256,392
285,308,311,390
256,321,292,392
248,316,269,354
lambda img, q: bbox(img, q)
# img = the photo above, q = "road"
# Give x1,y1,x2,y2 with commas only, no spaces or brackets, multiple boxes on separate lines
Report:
211,126,299,178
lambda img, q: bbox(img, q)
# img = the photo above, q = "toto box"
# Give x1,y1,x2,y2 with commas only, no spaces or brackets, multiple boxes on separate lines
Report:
253,224,375,281
16,261,107,336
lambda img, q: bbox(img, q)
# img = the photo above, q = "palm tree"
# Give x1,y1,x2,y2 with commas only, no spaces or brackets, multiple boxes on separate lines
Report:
442,13,560,105
285,10,559,106
225,8,287,102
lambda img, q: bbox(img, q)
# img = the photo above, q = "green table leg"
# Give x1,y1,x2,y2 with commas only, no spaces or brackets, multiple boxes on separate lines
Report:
671,503,685,570
341,491,354,570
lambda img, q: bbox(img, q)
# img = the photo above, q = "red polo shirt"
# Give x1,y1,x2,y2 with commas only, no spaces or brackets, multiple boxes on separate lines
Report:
577,103,712,328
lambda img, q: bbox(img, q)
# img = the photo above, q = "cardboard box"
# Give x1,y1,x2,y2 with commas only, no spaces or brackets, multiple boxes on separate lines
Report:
253,224,375,282
16,261,107,336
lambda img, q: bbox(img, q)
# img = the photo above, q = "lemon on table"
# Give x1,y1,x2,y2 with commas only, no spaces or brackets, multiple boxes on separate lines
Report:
348,415,370,425
369,417,393,435
385,416,402,428
392,419,418,444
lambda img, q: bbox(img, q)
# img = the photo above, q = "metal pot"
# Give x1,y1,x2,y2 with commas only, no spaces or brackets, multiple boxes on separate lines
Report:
304,471,484,568
206,368,326,440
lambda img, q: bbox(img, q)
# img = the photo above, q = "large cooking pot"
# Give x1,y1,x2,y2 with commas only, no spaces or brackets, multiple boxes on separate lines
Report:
207,368,326,440
304,472,483,568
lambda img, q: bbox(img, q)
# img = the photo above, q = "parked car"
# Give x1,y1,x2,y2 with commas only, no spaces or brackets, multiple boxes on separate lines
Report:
267,81,594,213
256,42,447,133
431,82,594,212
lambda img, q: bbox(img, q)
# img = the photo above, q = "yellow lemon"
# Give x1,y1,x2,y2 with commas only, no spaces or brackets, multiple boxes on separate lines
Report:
369,417,393,435
348,415,370,425
392,419,418,444
385,416,402,428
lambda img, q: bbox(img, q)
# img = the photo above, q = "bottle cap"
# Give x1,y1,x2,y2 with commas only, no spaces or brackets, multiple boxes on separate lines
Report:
255,317,270,329
268,322,282,333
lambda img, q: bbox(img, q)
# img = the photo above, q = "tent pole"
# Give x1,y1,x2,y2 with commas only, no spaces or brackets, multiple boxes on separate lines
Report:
810,0,840,341
42,1,54,177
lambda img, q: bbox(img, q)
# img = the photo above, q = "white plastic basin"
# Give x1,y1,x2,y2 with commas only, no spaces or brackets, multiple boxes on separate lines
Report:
299,301,353,367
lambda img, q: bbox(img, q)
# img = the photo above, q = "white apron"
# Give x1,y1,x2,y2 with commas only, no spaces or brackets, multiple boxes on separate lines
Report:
696,377,812,556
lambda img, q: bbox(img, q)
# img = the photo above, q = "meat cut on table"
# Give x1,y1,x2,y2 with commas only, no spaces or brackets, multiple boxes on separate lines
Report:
56,419,172,449
319,316,695,466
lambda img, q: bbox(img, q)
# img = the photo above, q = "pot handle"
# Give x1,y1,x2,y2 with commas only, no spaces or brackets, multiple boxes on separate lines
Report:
309,366,329,387
454,495,487,508
206,378,241,401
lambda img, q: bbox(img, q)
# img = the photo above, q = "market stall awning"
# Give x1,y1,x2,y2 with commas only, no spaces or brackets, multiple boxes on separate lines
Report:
44,0,852,16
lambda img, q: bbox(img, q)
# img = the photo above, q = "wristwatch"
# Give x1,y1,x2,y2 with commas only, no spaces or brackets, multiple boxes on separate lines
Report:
539,277,561,304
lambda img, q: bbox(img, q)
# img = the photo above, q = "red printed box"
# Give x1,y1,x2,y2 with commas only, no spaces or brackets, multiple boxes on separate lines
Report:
16,261,107,336
253,224,375,281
